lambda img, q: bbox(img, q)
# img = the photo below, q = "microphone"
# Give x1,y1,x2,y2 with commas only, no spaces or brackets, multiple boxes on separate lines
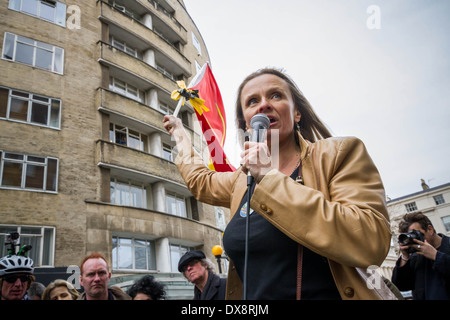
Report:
250,113,270,142
243,113,270,300
247,113,270,185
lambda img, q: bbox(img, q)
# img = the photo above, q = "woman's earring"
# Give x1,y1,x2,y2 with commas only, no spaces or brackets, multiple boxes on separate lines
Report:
296,122,301,132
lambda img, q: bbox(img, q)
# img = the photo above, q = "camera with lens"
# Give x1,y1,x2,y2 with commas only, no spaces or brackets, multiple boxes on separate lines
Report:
398,229,425,253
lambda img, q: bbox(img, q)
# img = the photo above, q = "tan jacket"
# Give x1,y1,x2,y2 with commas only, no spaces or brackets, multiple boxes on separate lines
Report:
176,134,394,299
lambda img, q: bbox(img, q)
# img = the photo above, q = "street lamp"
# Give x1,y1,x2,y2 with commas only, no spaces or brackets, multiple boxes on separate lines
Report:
212,245,224,274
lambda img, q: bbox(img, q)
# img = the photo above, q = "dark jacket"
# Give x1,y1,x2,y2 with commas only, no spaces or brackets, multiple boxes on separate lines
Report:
392,234,450,300
193,271,226,300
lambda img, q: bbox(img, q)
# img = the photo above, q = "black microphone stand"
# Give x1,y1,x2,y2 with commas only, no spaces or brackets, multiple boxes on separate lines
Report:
243,173,255,300
242,113,270,300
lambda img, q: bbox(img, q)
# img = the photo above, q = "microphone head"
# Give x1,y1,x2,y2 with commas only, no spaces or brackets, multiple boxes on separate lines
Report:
250,113,270,130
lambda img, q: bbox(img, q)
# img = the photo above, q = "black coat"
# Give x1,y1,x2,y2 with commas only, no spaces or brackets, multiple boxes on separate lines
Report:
392,234,450,300
193,271,227,300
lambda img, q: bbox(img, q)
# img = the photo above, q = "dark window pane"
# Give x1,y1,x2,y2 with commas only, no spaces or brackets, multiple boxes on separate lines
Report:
46,159,58,191
0,88,8,118
31,102,48,125
1,162,23,187
25,164,45,189
9,98,28,121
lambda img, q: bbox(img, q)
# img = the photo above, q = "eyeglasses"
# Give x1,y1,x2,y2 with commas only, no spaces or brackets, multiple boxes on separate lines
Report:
2,274,30,283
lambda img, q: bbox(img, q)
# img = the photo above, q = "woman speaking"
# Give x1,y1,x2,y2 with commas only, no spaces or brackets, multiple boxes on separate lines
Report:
163,67,392,300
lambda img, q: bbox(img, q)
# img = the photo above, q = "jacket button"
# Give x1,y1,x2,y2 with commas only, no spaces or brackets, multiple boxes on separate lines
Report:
266,208,273,215
260,204,267,211
344,287,354,298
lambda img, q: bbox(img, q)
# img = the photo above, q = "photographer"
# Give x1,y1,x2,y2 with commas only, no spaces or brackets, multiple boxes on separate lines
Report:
392,212,450,299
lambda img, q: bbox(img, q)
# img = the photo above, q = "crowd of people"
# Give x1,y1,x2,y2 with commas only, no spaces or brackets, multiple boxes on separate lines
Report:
0,249,227,301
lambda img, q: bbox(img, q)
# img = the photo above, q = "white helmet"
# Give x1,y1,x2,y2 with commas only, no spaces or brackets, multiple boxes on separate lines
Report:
0,255,34,277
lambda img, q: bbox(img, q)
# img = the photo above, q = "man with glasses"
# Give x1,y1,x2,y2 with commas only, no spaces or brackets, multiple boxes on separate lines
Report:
0,251,35,300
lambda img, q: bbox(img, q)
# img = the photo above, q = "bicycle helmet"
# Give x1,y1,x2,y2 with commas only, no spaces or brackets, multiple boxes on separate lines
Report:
0,255,34,277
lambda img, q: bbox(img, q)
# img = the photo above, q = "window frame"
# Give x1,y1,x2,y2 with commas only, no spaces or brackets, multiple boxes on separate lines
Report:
0,86,61,129
441,216,450,232
2,32,64,74
109,123,147,152
405,202,418,213
109,77,144,103
433,194,445,206
0,224,55,267
111,235,156,271
110,178,147,209
0,150,59,193
8,0,67,27
166,192,187,218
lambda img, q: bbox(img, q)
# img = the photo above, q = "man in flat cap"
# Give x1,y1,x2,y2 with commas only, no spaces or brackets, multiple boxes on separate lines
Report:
178,250,226,300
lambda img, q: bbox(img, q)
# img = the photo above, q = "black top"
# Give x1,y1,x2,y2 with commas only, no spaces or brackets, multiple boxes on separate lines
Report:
193,271,227,300
392,234,450,300
223,167,341,300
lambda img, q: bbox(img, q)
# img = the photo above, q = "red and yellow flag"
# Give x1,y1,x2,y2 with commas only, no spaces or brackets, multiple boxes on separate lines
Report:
183,63,235,172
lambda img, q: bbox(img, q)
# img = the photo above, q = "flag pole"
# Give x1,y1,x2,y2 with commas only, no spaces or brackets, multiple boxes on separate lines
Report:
173,97,185,118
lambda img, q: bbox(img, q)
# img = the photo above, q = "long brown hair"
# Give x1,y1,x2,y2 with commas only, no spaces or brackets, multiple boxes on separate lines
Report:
235,68,332,145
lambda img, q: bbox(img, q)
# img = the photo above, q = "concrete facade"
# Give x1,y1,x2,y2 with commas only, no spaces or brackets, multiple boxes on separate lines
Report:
0,0,229,294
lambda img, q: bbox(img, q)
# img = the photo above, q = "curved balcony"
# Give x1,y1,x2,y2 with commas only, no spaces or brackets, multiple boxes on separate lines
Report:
95,139,185,186
97,41,177,93
137,0,188,44
95,87,166,132
98,0,191,76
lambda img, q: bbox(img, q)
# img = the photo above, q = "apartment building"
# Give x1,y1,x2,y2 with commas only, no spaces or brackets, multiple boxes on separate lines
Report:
0,0,229,298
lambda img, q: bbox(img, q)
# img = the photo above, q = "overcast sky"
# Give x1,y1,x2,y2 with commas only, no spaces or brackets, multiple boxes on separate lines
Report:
183,0,450,200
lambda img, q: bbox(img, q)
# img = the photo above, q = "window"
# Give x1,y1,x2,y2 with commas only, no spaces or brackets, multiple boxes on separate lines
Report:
191,32,201,55
442,216,450,232
112,236,156,271
110,179,146,208
2,32,64,74
109,77,144,103
0,86,61,129
0,225,55,267
158,102,173,115
0,151,58,192
433,194,445,205
109,123,147,151
166,193,186,217
156,64,175,80
109,36,142,59
170,244,192,273
405,202,417,213
9,0,66,26
215,207,226,230
162,143,173,161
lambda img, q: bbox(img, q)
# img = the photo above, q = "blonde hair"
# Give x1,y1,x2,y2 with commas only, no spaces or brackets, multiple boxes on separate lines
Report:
42,279,80,300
